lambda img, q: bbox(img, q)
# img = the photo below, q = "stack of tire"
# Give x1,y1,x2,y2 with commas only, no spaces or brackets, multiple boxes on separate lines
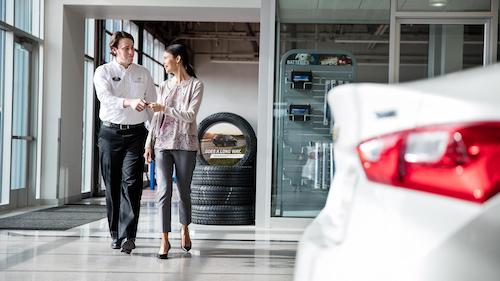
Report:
191,112,256,225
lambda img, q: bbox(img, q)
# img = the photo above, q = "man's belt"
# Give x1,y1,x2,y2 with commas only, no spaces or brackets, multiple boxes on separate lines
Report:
102,121,144,130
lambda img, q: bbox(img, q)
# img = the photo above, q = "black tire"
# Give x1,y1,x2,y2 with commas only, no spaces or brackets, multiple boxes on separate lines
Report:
192,205,255,225
192,198,253,205
191,193,253,206
198,112,257,166
191,175,252,187
192,210,254,218
192,204,253,213
191,185,254,193
191,186,254,205
193,165,254,177
192,216,254,225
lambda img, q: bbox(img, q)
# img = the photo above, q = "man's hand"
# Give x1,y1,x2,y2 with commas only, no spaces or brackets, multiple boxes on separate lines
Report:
144,147,154,163
124,99,147,112
148,102,165,112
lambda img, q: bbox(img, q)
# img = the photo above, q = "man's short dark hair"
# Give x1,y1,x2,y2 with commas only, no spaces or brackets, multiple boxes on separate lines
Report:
109,31,134,56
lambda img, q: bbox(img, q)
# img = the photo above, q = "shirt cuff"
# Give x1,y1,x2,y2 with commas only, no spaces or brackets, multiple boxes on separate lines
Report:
119,98,126,109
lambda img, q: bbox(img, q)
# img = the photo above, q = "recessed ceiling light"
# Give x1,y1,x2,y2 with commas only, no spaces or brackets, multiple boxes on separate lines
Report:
429,0,447,7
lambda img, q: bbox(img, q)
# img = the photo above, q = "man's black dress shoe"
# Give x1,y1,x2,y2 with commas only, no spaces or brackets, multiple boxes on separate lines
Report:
121,238,136,254
111,238,123,249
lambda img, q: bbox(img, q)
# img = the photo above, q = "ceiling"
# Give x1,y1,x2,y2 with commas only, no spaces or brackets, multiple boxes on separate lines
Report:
277,0,492,23
278,0,491,11
133,0,489,64
138,20,484,65
139,21,260,62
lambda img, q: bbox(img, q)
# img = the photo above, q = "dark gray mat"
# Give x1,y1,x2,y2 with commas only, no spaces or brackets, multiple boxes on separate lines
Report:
0,204,107,230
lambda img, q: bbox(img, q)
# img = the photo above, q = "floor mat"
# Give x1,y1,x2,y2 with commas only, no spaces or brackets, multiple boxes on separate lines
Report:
0,204,107,230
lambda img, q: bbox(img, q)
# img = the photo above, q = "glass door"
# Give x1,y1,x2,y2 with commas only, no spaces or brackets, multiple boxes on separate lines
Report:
10,39,35,208
398,22,485,82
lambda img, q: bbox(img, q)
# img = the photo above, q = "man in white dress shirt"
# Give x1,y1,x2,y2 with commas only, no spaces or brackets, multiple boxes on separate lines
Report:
93,31,156,254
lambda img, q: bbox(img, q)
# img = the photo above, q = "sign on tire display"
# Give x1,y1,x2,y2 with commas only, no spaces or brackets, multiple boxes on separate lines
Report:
197,112,256,166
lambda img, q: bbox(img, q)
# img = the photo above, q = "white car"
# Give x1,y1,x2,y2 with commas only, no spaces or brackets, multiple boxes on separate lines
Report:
294,65,500,281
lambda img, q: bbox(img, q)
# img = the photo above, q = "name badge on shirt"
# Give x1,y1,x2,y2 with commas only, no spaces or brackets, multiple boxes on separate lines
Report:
133,77,143,83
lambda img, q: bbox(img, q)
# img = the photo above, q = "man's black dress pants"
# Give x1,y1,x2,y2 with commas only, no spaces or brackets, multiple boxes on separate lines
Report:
98,125,147,240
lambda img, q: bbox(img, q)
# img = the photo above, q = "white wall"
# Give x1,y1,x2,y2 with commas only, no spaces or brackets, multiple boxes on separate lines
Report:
59,8,85,203
42,1,66,202
255,0,275,229
42,3,86,203
195,55,259,132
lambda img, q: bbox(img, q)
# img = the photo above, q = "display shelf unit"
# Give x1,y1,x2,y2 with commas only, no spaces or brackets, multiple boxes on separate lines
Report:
272,49,357,217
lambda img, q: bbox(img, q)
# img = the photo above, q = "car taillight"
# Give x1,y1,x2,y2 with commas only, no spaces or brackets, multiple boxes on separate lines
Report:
357,122,500,203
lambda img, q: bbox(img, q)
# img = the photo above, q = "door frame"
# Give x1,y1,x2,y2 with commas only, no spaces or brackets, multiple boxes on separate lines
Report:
9,37,36,209
0,33,39,211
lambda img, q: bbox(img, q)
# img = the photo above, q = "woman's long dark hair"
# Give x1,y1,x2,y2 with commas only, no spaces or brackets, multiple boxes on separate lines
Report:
166,43,197,78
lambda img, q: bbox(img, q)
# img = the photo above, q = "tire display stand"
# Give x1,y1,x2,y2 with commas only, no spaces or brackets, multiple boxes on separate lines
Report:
192,112,256,225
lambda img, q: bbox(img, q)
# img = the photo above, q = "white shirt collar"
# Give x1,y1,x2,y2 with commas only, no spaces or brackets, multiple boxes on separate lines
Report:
111,59,132,70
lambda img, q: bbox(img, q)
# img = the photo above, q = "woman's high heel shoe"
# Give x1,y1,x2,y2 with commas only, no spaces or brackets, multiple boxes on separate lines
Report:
157,241,170,259
181,228,192,252
181,243,191,252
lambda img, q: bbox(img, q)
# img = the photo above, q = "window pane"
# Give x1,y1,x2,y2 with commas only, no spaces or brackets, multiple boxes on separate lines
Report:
104,33,111,62
143,30,153,55
0,0,5,21
30,0,41,38
144,57,150,73
159,43,165,62
131,23,139,50
154,39,160,60
82,60,94,193
113,19,121,32
151,63,156,81
14,0,32,33
142,30,148,55
397,0,491,12
156,64,161,84
148,33,154,55
105,19,113,32
85,18,95,57
399,24,484,82
0,30,4,201
11,42,30,190
123,20,131,33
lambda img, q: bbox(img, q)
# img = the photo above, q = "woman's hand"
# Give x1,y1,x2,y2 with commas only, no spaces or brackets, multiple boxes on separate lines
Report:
148,102,165,112
144,147,154,163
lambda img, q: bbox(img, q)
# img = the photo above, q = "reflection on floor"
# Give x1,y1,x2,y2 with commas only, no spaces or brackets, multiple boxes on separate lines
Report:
0,189,299,281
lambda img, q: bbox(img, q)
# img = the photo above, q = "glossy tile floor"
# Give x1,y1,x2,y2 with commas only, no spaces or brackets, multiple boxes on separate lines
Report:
0,190,300,281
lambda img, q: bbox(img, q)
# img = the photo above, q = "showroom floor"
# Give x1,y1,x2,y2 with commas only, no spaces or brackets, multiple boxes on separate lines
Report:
0,189,299,281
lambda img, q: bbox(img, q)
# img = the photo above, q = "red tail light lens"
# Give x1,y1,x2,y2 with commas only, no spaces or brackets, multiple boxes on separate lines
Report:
357,122,500,203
